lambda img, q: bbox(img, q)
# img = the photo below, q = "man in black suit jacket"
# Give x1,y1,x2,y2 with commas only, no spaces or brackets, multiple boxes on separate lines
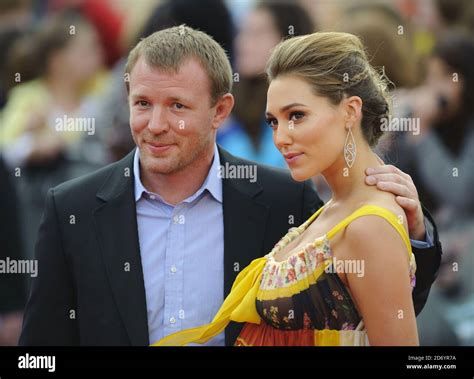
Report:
19,26,442,346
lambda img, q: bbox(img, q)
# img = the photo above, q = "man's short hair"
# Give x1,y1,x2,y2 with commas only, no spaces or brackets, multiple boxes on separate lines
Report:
125,25,233,105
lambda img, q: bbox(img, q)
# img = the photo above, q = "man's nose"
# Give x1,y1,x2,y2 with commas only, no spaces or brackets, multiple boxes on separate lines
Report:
148,106,169,134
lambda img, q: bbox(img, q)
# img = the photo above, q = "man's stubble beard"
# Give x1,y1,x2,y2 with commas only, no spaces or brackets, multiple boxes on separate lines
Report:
143,133,214,176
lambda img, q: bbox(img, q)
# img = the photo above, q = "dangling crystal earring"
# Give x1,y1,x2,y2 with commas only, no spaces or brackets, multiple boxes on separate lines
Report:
344,124,356,168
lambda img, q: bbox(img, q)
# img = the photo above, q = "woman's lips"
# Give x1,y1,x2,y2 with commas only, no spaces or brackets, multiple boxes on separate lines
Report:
283,152,303,164
146,142,175,155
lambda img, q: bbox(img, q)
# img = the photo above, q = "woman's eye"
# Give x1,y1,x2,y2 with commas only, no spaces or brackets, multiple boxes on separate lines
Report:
289,111,305,121
266,118,277,128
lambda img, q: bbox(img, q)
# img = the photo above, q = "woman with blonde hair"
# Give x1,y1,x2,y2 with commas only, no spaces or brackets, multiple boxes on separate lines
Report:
153,32,419,346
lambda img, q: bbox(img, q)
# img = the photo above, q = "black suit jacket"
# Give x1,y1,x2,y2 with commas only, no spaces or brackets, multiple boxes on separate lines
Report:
19,147,442,346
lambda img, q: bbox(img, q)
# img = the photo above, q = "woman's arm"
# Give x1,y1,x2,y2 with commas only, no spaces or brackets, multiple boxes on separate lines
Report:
342,215,419,346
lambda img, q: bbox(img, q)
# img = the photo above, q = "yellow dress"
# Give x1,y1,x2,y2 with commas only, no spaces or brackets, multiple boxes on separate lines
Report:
152,204,416,346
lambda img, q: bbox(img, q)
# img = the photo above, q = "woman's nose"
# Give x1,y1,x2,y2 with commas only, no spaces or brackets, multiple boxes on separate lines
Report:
274,122,293,150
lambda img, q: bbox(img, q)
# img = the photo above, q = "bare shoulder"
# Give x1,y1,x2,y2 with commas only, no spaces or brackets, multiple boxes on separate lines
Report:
341,193,410,259
359,191,408,234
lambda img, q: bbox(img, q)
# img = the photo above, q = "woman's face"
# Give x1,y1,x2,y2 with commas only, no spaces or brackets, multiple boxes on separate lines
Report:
235,8,281,77
266,75,347,181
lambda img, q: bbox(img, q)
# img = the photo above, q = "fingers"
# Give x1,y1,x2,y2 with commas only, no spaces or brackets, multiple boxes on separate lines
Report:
374,181,412,199
366,166,418,194
396,196,426,239
366,164,411,181
365,173,416,194
365,173,404,185
395,196,419,212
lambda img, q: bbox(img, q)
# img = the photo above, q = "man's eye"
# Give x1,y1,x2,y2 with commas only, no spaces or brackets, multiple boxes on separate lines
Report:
136,100,149,107
173,102,185,110
289,111,305,121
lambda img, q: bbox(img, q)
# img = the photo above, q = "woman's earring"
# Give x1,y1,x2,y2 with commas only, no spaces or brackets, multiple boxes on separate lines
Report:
344,124,356,169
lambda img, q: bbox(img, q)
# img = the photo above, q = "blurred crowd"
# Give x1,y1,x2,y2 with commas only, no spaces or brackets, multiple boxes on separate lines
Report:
0,0,473,346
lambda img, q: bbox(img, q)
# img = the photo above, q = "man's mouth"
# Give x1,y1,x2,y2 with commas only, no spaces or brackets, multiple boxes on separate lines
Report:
146,141,175,155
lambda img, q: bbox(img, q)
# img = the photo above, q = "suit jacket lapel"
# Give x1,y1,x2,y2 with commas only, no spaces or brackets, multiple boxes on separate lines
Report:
93,149,149,346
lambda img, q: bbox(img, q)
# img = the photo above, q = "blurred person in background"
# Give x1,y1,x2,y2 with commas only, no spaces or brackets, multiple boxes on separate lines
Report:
45,0,125,67
217,0,315,168
339,2,421,89
1,13,106,167
395,0,472,57
0,0,34,109
0,12,107,274
390,30,474,345
0,5,35,325
433,0,473,34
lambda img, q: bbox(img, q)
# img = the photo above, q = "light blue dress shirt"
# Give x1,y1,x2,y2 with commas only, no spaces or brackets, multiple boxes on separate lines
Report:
411,219,434,249
134,144,225,346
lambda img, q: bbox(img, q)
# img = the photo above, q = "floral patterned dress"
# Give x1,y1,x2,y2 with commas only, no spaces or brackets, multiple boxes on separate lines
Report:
234,204,417,346
151,204,417,347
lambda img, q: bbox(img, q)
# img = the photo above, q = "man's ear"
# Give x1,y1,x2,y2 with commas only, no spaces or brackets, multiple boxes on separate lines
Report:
344,95,363,126
211,93,234,130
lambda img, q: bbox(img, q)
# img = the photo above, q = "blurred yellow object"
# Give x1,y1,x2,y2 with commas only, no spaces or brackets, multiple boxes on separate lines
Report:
413,29,436,56
0,70,109,147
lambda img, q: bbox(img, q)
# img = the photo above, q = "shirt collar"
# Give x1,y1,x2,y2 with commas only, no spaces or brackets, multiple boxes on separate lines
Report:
133,144,222,204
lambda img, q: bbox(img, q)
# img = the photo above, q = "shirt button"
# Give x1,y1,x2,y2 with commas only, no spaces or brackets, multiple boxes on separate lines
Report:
169,317,176,324
170,265,177,273
149,194,156,200
173,215,180,224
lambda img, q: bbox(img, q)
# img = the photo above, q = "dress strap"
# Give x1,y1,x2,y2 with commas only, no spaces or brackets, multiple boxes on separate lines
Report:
151,256,267,346
303,201,329,226
326,204,412,256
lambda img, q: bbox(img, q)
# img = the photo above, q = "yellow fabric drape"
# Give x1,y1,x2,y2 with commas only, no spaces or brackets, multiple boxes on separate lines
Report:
151,257,267,346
